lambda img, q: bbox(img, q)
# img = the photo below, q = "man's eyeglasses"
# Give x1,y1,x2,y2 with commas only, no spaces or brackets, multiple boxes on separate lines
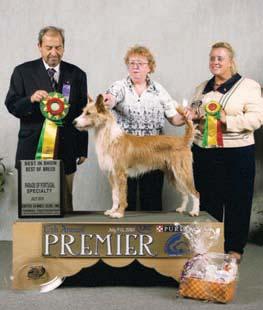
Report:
127,61,148,68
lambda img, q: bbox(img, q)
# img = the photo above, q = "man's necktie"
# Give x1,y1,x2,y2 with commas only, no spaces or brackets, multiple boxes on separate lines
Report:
47,68,58,91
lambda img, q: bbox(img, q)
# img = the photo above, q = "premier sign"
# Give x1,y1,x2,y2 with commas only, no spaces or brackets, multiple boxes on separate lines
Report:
42,223,190,258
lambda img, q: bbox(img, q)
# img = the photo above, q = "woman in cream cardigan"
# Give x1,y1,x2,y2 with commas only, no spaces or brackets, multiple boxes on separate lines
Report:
190,42,263,263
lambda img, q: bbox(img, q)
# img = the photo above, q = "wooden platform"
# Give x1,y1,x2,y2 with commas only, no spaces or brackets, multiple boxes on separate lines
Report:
12,211,224,290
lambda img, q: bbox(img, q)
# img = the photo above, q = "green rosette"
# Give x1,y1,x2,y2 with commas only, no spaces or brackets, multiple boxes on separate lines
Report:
40,92,69,125
35,92,70,160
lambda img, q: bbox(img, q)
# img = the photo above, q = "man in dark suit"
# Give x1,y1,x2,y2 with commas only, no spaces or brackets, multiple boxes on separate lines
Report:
5,26,88,212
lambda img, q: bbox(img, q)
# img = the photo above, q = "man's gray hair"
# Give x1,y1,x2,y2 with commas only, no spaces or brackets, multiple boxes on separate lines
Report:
38,26,65,46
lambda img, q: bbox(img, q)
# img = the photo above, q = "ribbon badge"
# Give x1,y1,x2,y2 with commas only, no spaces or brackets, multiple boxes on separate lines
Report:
35,92,70,160
202,100,223,148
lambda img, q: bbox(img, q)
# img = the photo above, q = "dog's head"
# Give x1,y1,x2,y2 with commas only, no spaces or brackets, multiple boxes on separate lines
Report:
73,94,110,131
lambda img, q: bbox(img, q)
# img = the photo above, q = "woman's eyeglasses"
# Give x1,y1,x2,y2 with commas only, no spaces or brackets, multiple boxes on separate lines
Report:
127,61,148,68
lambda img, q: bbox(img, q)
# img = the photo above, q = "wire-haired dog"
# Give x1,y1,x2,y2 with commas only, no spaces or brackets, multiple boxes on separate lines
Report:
73,95,199,218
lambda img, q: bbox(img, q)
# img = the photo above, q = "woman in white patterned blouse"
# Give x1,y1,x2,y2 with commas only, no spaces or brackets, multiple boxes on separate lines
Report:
104,45,188,212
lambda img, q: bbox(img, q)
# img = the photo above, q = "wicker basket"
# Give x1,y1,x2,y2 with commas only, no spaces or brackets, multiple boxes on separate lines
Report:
179,277,236,303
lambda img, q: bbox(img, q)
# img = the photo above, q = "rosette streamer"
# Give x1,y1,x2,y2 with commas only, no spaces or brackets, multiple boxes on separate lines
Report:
35,92,69,159
202,101,223,147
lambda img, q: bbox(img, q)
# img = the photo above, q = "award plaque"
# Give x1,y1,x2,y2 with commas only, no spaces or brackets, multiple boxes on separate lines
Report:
18,160,64,218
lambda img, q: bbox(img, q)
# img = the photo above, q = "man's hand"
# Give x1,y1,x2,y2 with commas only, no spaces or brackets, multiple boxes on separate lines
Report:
77,156,87,165
30,90,49,103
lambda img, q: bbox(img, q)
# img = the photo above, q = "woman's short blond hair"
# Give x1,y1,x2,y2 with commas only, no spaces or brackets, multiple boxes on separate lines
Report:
124,45,156,73
211,42,237,75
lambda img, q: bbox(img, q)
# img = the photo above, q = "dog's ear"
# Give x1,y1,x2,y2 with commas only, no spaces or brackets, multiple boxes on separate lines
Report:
95,94,106,113
88,95,94,103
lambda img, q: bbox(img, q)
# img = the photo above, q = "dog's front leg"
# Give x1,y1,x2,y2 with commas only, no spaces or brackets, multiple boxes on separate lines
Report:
104,172,119,216
110,170,127,218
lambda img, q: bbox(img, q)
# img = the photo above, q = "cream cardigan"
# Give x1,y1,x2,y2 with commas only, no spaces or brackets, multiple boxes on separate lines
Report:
191,78,263,148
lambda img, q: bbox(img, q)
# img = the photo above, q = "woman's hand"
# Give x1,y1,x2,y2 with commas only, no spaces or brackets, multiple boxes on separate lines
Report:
103,93,116,109
183,107,195,120
220,109,227,124
168,107,195,126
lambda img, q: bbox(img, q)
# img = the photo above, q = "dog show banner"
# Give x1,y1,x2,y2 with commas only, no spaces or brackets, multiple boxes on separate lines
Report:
42,223,191,258
18,160,63,218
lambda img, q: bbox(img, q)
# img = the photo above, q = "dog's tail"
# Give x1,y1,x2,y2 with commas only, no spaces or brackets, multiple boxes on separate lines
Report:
176,106,195,144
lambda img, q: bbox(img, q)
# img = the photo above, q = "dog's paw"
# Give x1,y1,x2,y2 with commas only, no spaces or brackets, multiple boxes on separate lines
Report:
110,211,124,218
176,207,186,214
189,210,199,217
104,209,114,216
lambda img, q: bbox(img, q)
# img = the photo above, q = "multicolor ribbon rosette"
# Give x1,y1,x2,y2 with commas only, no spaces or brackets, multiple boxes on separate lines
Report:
35,92,69,159
202,101,223,148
